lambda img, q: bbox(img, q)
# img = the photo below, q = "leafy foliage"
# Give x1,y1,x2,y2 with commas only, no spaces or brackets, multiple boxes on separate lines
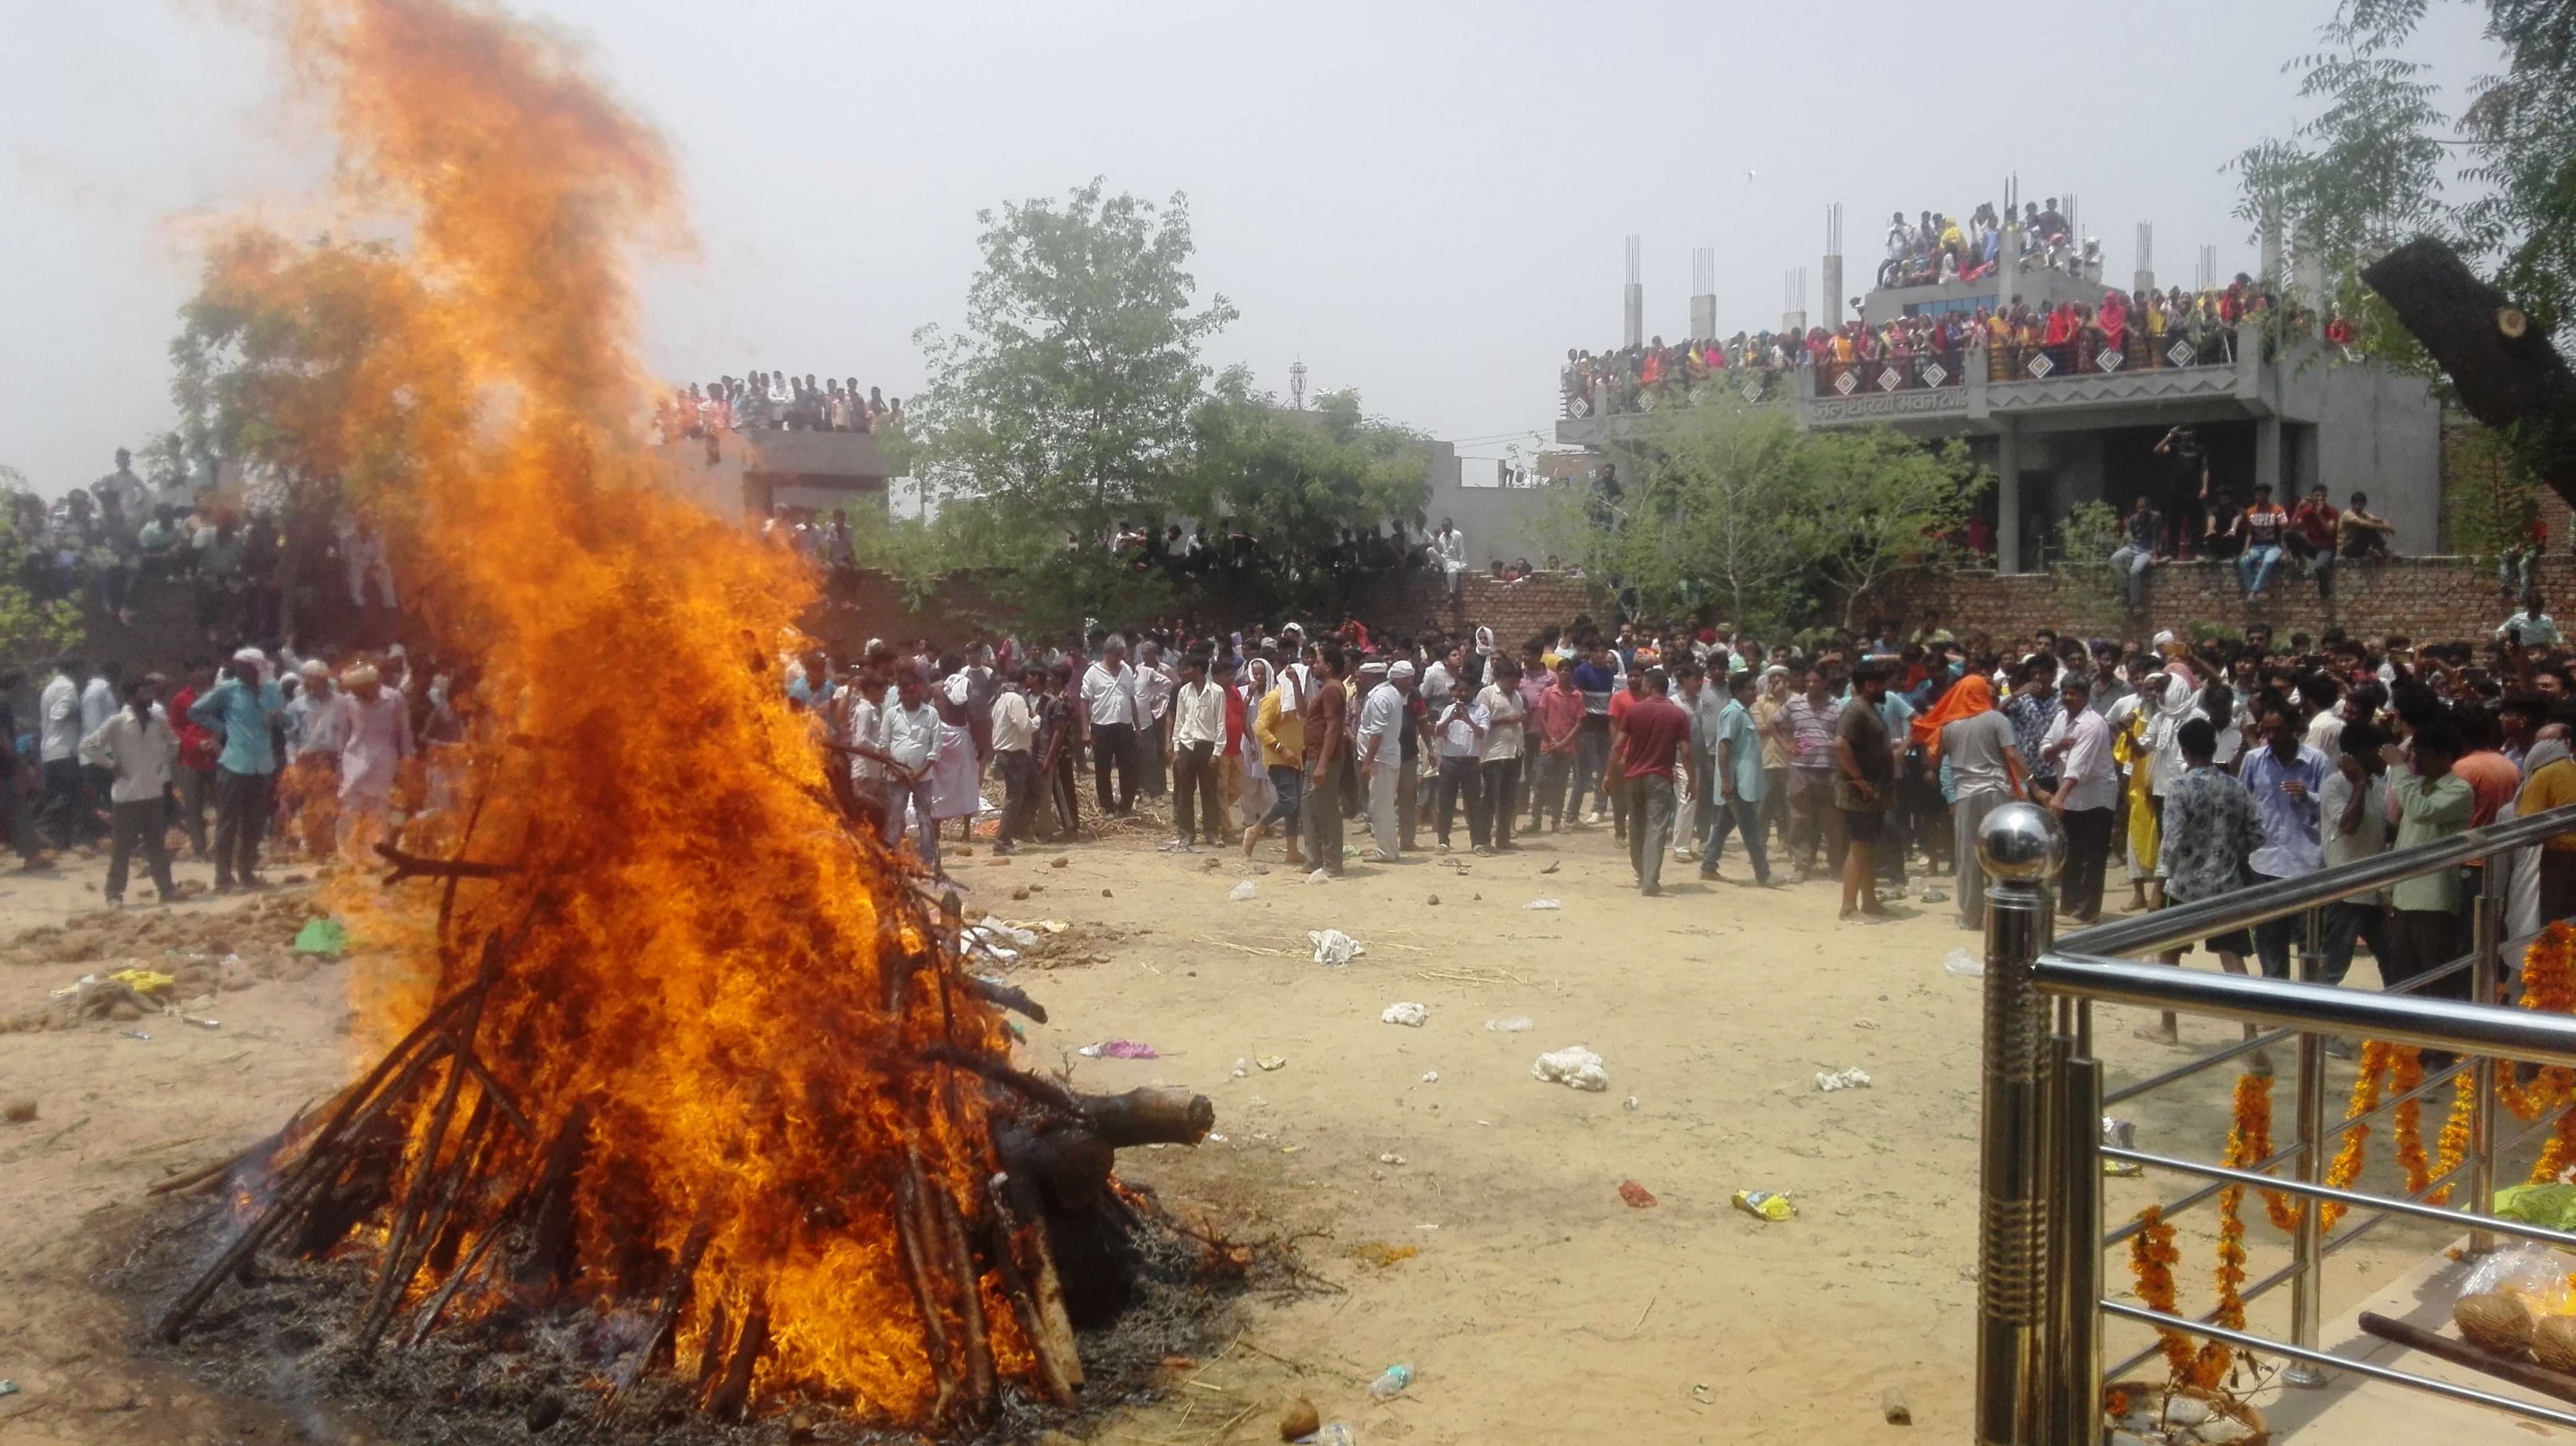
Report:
906,179,1236,548
2444,421,2546,560
0,465,85,671
166,229,464,526
899,180,1445,631
2235,0,2576,343
1541,400,1988,632
2051,499,2130,602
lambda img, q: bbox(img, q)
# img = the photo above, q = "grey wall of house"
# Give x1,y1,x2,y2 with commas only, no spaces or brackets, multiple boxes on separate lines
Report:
2277,363,2445,553
1419,441,1563,567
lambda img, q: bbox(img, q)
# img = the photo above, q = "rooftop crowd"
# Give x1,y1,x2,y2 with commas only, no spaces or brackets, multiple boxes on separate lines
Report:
6,448,399,641
657,373,903,442
1562,282,2300,418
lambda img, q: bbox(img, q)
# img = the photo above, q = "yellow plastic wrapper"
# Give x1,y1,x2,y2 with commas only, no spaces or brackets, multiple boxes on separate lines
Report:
107,968,177,997
1733,1189,1795,1222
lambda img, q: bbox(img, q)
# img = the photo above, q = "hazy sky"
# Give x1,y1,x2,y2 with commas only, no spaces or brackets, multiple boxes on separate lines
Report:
4,0,2506,495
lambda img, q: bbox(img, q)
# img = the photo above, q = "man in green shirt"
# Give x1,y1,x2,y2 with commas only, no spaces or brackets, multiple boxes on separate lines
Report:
2389,718,2475,1002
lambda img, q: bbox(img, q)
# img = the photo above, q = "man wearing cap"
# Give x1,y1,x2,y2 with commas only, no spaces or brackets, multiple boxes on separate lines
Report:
1356,661,1414,863
280,659,347,859
190,649,288,889
79,675,178,905
326,662,414,860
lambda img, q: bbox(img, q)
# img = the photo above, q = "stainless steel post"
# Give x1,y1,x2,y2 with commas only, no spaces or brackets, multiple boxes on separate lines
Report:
2047,1037,2105,1443
1974,803,2068,1446
2471,873,2504,1255
2286,903,2329,1386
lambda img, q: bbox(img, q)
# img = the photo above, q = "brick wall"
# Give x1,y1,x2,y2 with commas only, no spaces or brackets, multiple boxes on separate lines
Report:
1865,553,2561,646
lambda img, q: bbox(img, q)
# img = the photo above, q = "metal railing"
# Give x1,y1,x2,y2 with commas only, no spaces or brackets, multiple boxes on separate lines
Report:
1970,799,2576,1445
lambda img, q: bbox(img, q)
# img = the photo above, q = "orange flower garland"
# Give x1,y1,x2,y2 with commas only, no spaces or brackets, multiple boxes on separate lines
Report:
2193,1183,2249,1388
2392,1048,2432,1194
2320,1041,2394,1232
2429,1070,2476,1206
2223,1072,2301,1231
2127,1205,2196,1379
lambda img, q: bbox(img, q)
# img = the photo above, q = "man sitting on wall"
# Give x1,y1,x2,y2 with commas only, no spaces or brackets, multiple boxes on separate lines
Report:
2339,492,2396,560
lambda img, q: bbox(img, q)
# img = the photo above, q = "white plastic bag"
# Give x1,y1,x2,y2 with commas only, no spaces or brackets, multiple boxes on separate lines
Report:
1533,1045,1609,1091
1228,880,1257,901
1308,929,1364,966
1943,948,1984,978
1381,1001,1428,1027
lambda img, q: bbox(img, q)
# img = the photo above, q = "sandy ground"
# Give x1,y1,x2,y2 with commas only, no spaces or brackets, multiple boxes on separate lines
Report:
0,808,2490,1445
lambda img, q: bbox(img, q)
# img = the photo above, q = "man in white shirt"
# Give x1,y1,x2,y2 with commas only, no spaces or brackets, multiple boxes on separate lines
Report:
38,657,92,848
1167,653,1230,849
1135,641,1177,801
1477,659,1527,852
843,674,888,834
325,663,414,860
1356,661,1415,863
1081,638,1141,816
1432,518,1468,595
78,676,178,904
1430,677,1489,854
989,665,1039,855
2318,721,2394,1007
77,663,120,838
879,671,944,873
2039,674,2118,924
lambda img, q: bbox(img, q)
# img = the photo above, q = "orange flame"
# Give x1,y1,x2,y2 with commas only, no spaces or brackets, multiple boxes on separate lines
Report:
223,0,1025,1420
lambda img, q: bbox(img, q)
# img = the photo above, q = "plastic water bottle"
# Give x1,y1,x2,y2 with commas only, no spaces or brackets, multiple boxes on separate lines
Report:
1367,1363,1414,1398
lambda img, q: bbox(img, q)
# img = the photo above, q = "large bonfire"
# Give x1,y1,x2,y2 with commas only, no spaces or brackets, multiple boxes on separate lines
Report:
149,0,1214,1432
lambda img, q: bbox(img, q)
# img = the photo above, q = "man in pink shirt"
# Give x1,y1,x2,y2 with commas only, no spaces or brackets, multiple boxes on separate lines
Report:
1527,659,1587,834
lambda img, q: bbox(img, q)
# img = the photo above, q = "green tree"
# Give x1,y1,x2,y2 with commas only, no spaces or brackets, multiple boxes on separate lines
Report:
1542,402,1986,633
1786,430,1989,631
165,229,466,632
906,179,1236,575
1542,397,1808,628
0,467,85,671
2235,1,2576,342
1171,373,1430,615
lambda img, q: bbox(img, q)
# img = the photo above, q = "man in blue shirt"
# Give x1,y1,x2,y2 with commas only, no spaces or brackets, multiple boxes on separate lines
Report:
2238,699,2330,979
1701,670,1773,885
189,648,287,889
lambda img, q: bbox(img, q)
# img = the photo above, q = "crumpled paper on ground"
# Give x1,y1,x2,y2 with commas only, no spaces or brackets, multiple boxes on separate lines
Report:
1309,929,1364,966
1380,1001,1428,1027
1532,1044,1609,1092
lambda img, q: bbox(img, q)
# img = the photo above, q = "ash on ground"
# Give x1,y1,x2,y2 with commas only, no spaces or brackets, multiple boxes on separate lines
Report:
109,1179,1296,1445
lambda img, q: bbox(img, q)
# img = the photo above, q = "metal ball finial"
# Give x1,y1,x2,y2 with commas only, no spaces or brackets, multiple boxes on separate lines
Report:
1977,801,2066,883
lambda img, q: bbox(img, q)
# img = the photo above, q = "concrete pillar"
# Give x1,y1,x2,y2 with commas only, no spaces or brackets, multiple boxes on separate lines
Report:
2256,414,2284,499
1821,254,1845,329
1997,423,2023,575
1623,233,1644,349
1998,226,2023,310
1689,294,1716,341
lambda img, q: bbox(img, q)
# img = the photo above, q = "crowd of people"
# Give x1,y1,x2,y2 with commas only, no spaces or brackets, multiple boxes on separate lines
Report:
1560,282,2294,419
1876,199,2100,291
15,580,2576,1061
3,641,453,900
768,596,2576,997
5,447,400,636
656,374,903,442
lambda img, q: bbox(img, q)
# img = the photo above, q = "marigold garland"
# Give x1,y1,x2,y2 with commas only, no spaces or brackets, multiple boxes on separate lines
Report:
2392,1047,2432,1194
2427,1070,2477,1206
2320,1041,2394,1232
2194,1183,2250,1388
2127,1205,2195,1380
2223,1072,2300,1231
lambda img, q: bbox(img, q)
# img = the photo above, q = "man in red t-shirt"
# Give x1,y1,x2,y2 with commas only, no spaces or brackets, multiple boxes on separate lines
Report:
166,657,221,859
2286,484,2341,600
1617,669,1694,895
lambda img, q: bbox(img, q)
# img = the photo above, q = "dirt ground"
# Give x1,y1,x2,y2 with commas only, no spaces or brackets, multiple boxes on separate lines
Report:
0,808,2480,1445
